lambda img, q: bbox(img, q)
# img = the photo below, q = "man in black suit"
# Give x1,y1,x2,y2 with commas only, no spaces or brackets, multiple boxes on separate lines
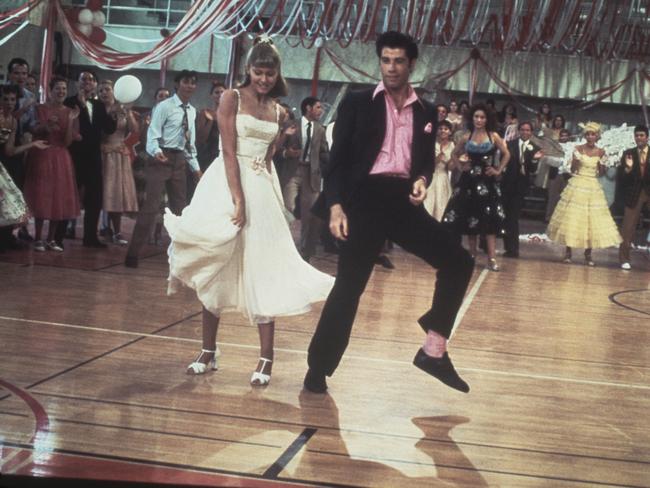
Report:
501,122,542,258
304,32,474,394
63,70,117,247
617,125,650,270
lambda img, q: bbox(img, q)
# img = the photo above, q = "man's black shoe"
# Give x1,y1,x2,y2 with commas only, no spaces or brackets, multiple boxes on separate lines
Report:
83,238,107,248
303,369,328,393
413,348,469,393
124,255,139,268
375,254,395,269
17,228,34,242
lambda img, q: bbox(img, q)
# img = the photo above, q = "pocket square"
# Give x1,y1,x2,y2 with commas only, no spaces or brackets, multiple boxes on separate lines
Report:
424,122,433,134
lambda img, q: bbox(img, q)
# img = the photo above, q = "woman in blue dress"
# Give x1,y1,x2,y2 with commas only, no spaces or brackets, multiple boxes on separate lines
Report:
442,104,510,271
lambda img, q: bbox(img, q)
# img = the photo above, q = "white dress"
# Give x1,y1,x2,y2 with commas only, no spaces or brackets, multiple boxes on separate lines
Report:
164,93,334,322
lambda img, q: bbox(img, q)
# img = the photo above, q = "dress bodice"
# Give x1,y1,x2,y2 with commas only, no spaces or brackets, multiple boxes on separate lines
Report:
235,114,278,161
435,141,454,172
103,113,128,145
466,137,496,168
36,104,73,147
574,151,600,178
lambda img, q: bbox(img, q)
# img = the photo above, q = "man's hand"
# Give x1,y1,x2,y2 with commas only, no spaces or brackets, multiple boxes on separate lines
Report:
329,204,349,241
625,153,634,172
154,151,169,163
409,178,427,206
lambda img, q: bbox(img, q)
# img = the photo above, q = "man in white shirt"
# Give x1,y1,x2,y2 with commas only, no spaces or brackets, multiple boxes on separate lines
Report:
125,70,202,268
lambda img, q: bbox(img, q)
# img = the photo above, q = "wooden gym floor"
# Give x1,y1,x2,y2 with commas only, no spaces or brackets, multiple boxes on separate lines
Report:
0,219,649,488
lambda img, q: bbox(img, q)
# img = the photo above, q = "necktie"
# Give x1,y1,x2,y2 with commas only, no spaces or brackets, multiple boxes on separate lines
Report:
181,104,191,152
303,121,312,161
519,140,527,174
640,147,647,177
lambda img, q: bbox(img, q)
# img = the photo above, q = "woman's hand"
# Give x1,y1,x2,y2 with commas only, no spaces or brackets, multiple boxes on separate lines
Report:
68,107,80,121
31,140,50,150
485,166,500,177
232,198,246,228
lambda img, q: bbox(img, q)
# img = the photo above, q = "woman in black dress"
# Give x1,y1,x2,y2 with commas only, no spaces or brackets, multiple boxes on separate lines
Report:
443,104,510,271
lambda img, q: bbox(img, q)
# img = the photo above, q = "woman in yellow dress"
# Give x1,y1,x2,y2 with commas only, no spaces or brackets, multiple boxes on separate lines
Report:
546,122,621,265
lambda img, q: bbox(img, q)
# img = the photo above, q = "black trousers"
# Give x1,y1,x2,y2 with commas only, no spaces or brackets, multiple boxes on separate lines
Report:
501,189,523,255
307,177,474,376
56,158,103,244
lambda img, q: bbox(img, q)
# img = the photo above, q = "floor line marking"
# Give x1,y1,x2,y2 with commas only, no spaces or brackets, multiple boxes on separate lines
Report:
3,314,649,391
451,268,488,339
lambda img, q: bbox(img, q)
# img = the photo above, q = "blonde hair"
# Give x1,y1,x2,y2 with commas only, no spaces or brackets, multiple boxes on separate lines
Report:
240,36,288,98
578,121,601,135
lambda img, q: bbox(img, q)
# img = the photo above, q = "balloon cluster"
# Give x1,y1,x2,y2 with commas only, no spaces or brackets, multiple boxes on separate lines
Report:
65,0,107,44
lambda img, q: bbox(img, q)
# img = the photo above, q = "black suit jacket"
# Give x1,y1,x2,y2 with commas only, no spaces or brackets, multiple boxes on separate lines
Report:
64,95,117,170
617,147,650,208
313,88,436,219
502,138,540,196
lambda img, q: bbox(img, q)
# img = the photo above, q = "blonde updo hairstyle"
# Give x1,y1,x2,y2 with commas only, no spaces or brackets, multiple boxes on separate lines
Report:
240,36,288,98
578,121,602,137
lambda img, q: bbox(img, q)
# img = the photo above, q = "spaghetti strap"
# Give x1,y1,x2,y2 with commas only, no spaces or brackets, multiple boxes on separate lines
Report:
274,102,281,126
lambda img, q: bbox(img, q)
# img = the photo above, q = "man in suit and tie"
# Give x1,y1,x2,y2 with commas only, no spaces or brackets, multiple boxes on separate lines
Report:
303,31,474,394
280,96,329,261
64,70,117,247
618,125,650,270
501,122,542,258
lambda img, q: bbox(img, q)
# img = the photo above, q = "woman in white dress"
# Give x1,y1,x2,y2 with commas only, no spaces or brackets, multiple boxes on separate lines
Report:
423,120,455,221
164,38,334,386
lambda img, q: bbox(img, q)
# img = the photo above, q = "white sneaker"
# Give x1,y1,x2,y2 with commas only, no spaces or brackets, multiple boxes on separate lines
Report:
47,241,64,252
33,240,46,252
620,262,631,270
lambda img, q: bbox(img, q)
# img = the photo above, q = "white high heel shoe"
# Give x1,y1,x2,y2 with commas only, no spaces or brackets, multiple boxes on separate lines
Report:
186,347,220,375
250,357,273,386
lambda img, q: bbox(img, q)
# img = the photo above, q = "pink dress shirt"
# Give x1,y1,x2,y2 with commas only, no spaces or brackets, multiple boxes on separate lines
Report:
369,82,420,178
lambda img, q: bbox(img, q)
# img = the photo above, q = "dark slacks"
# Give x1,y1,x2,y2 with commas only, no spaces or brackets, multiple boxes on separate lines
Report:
126,150,188,259
307,177,474,376
619,188,649,262
501,189,523,255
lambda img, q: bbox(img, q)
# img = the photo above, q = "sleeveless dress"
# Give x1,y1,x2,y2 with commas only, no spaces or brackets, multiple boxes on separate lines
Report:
23,104,80,220
442,135,505,235
101,111,138,213
164,91,334,322
546,151,621,248
424,141,454,221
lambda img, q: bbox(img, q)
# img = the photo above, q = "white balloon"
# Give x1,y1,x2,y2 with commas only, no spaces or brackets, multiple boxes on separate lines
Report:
78,23,92,36
78,8,93,25
91,11,105,27
114,75,142,104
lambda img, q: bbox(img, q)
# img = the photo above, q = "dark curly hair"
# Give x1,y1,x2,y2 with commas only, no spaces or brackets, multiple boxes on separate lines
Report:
467,104,499,133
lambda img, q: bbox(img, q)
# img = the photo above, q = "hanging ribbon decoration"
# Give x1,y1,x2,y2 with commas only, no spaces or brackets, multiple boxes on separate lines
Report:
468,48,480,106
38,0,56,103
311,41,323,96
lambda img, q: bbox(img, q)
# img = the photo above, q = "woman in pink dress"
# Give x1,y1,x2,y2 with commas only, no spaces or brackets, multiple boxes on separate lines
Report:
98,80,139,245
24,76,80,251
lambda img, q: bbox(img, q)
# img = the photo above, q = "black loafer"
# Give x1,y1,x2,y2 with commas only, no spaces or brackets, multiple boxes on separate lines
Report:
124,255,139,268
375,255,395,269
413,348,469,393
303,369,328,393
83,239,107,248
